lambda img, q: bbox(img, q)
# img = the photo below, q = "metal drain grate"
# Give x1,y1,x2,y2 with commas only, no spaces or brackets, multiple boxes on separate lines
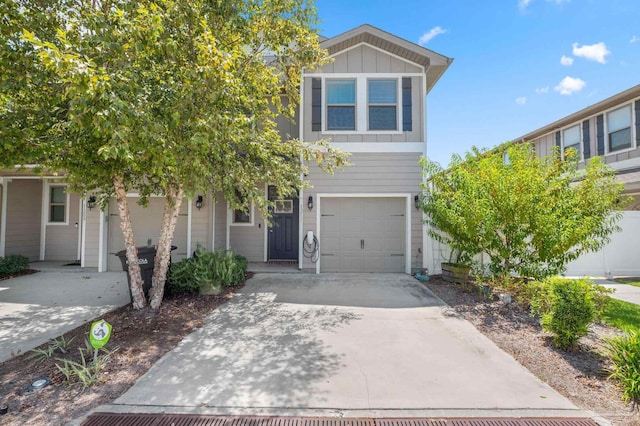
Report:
81,414,599,426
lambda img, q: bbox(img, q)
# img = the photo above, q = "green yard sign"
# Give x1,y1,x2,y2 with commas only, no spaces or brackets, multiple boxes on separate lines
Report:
89,320,112,350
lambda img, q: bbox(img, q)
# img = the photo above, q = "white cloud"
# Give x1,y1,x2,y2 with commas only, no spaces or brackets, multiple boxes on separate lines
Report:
418,26,447,45
535,86,549,94
554,76,586,95
560,55,574,66
572,42,611,64
630,36,640,44
515,96,528,105
518,0,533,10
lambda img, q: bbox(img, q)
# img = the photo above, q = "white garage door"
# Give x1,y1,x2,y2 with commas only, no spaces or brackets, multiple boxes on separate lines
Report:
320,197,406,273
107,198,189,271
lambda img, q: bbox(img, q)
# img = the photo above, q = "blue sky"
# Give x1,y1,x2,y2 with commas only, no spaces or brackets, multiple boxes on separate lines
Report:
315,0,640,165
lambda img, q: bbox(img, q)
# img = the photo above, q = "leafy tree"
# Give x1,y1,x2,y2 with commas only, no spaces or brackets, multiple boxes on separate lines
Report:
1,0,348,310
420,142,626,282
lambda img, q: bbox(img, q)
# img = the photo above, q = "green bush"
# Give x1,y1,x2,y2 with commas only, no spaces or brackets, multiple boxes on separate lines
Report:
602,329,640,406
168,249,248,294
530,277,610,350
0,254,30,275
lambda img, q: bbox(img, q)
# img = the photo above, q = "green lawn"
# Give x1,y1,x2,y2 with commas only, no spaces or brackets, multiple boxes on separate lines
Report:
614,278,640,288
601,298,640,333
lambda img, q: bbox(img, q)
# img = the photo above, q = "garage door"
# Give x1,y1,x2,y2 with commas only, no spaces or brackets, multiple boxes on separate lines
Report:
107,198,189,271
320,197,406,273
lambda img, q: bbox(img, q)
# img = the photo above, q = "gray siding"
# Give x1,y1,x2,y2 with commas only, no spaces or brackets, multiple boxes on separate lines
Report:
214,192,227,251
5,180,42,261
228,203,266,262
190,192,212,253
303,44,424,144
44,192,80,261
83,205,100,267
302,152,423,271
276,96,299,141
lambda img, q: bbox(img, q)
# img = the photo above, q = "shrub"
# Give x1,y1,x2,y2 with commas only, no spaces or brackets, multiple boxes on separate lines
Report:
602,329,640,407
168,249,248,294
0,254,30,275
530,277,611,349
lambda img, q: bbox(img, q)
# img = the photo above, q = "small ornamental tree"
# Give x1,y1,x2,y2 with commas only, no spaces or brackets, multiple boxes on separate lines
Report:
420,142,626,282
1,0,349,310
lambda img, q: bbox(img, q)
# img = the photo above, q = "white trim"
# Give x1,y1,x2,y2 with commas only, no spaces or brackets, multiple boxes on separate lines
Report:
303,72,424,78
326,42,426,73
263,184,268,262
187,198,192,258
39,182,46,260
299,76,305,271
315,196,320,274
321,75,414,135
228,201,255,226
0,178,8,257
330,142,425,153
298,186,304,270
315,193,412,274
98,209,105,272
44,182,70,226
77,197,82,262
225,199,230,251
604,102,636,156
423,75,428,156
80,197,87,267
211,193,216,251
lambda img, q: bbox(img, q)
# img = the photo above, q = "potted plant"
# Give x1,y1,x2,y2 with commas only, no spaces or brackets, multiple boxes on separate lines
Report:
441,248,473,285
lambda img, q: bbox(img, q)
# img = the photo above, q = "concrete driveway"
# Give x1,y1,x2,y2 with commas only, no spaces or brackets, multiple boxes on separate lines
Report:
110,273,582,418
0,270,130,362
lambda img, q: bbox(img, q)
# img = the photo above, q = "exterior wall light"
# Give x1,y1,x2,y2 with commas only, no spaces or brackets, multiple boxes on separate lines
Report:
414,194,420,210
87,195,97,210
307,195,313,210
195,195,204,210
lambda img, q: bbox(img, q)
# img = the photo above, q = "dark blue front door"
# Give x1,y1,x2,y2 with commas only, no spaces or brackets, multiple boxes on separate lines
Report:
268,186,299,260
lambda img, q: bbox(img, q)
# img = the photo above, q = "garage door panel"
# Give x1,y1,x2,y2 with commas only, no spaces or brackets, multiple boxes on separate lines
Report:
320,197,406,273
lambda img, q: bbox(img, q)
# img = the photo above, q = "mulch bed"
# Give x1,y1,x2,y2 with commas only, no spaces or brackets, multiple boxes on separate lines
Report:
0,269,39,281
424,276,640,426
0,277,249,426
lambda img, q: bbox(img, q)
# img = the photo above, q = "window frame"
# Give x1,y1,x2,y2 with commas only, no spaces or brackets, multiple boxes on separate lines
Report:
325,78,357,131
228,201,255,227
605,104,634,154
46,183,69,225
561,123,582,161
367,78,399,131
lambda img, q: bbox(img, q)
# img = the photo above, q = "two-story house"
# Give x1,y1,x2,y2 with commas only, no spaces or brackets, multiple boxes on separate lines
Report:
514,84,640,277
0,24,453,274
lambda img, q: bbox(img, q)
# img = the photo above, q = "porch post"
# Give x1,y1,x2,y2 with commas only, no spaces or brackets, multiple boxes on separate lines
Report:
0,178,8,257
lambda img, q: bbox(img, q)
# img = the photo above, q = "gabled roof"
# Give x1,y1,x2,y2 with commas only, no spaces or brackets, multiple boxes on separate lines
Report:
319,24,453,94
515,84,640,142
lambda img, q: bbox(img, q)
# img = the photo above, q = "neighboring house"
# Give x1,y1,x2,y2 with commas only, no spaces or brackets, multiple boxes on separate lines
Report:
515,84,640,277
0,24,453,274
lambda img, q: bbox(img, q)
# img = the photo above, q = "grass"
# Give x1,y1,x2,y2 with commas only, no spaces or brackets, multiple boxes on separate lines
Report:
614,277,640,288
601,298,640,333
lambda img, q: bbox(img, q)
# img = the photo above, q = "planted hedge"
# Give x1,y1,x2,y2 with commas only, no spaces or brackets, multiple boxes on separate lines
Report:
0,254,30,276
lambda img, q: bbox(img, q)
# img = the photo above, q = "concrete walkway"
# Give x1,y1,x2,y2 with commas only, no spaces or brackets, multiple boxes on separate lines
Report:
0,270,130,362
107,273,583,418
591,279,640,306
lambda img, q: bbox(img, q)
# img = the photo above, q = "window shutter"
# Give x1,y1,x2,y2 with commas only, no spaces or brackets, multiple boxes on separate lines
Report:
596,114,604,156
635,100,640,148
555,130,561,156
311,78,322,132
402,77,412,132
582,120,591,160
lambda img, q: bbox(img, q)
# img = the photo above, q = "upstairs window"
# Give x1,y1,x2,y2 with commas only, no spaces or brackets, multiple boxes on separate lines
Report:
368,79,397,131
607,105,632,152
562,125,581,159
326,79,356,131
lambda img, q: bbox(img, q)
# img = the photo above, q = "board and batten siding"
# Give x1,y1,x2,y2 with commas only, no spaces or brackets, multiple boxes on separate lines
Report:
82,206,100,267
227,203,265,262
5,180,42,261
303,44,424,143
44,192,80,261
190,193,213,254
302,152,423,272
214,192,227,251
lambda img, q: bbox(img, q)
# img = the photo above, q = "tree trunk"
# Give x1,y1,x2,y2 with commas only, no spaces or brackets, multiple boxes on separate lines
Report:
149,184,184,310
113,175,147,310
